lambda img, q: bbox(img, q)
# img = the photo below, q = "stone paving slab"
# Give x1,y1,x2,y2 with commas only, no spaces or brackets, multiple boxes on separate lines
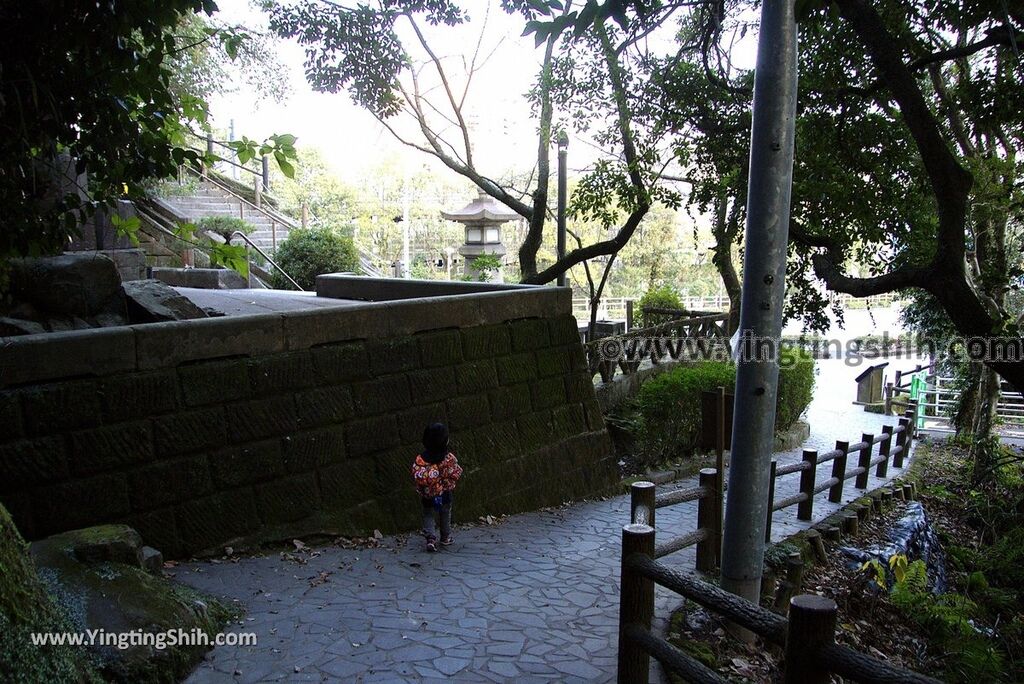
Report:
177,359,921,682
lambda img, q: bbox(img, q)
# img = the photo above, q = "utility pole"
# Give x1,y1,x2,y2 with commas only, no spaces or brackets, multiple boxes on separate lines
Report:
719,0,798,606
556,132,568,288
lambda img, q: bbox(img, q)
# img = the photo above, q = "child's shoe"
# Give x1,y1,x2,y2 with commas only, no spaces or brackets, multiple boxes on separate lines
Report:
425,537,438,552
440,536,454,546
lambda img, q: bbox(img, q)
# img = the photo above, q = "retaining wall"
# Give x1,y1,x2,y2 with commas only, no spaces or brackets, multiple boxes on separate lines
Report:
0,279,615,557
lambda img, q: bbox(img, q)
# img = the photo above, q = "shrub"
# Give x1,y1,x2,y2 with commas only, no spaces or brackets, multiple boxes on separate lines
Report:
634,348,815,464
271,227,359,290
196,216,254,242
635,284,683,328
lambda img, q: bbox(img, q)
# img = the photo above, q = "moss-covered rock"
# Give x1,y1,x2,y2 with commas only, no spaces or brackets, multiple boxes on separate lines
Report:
29,524,237,683
0,503,101,683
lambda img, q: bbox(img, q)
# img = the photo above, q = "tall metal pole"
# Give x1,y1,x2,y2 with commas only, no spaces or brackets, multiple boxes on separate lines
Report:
719,0,798,605
556,132,568,288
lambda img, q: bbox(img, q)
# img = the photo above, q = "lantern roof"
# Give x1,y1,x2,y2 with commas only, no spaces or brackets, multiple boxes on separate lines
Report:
442,189,521,224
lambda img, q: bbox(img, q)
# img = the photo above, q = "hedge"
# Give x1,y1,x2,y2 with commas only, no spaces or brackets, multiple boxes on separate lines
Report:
635,347,815,465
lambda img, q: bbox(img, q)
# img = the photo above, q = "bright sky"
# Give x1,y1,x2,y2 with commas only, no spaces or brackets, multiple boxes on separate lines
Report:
209,0,551,184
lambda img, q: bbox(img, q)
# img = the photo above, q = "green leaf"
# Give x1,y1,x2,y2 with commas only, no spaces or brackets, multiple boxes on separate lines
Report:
276,156,295,179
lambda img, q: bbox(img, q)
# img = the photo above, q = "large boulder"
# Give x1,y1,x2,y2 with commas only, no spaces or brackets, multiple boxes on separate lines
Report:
7,253,126,320
122,279,209,323
30,525,234,683
0,503,100,683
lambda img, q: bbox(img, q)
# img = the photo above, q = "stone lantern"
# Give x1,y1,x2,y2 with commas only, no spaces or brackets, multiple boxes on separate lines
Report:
442,190,520,282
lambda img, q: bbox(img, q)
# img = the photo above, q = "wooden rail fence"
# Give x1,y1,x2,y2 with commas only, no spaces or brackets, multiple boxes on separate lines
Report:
619,404,934,682
628,403,919,573
584,313,730,384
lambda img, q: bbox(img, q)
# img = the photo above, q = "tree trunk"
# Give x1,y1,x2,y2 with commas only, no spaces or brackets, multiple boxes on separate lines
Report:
710,191,742,335
952,361,983,434
970,364,1000,485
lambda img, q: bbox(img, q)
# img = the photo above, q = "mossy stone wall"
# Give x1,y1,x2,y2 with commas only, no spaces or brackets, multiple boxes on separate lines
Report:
0,303,614,557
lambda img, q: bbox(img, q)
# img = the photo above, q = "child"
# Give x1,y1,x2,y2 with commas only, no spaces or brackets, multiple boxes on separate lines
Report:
411,423,463,552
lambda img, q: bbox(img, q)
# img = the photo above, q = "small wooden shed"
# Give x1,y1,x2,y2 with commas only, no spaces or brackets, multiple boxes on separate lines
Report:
854,362,888,405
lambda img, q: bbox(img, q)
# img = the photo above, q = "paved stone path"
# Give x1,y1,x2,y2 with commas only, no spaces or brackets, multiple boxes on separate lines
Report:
177,359,923,683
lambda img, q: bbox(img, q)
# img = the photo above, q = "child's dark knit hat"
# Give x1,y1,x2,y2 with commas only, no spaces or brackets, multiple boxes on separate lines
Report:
422,423,450,460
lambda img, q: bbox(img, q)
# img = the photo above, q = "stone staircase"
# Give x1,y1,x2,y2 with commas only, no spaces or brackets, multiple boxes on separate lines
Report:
160,179,293,253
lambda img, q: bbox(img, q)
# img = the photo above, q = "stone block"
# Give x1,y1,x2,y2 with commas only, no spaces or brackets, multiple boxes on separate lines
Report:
396,403,447,445
128,508,180,559
282,306,390,351
367,336,420,377
0,391,23,439
0,436,68,493
249,351,317,395
310,341,371,384
283,427,346,473
295,386,354,428
455,359,498,394
565,372,597,404
375,446,421,493
566,344,588,372
224,396,298,442
134,314,285,370
552,403,588,437
547,315,582,345
33,473,131,536
352,375,412,416
176,488,260,554
346,415,401,457
62,524,144,567
517,410,554,451
461,324,511,360
509,318,550,351
535,347,572,378
122,279,208,323
68,421,153,476
141,546,164,574
495,352,537,385
128,454,213,511
488,383,533,420
531,376,567,410
255,473,321,525
406,367,457,404
178,358,251,407
101,370,180,421
208,440,282,488
8,252,124,318
153,408,227,457
416,329,463,367
469,418,521,461
318,459,382,509
446,393,491,430
321,498,398,536
20,380,103,435
0,327,136,389
583,398,605,431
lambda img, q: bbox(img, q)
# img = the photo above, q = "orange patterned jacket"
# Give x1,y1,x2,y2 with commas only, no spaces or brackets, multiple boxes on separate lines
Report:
411,453,463,498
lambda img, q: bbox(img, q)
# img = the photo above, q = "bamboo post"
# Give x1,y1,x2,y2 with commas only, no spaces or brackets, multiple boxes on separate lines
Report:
856,433,872,489
903,483,914,500
804,529,827,563
894,419,909,468
823,525,841,542
630,481,656,528
772,552,805,616
765,460,777,543
842,511,859,536
696,469,719,572
829,441,848,503
254,173,262,208
798,449,817,521
618,524,655,684
261,154,270,192
784,595,837,684
876,425,892,477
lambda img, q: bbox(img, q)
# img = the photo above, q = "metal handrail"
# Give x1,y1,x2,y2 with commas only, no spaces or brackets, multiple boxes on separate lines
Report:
183,164,299,230
229,231,303,291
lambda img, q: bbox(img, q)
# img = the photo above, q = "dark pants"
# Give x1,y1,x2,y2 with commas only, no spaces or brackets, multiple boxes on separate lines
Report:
421,491,452,540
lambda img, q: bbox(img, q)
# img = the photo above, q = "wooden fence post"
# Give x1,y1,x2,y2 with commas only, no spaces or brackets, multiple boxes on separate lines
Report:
784,595,837,684
904,406,916,442
876,425,892,478
829,441,848,503
856,433,873,489
765,460,777,543
884,382,893,414
625,300,634,332
715,386,727,565
894,419,908,468
619,524,655,684
696,469,719,572
798,449,817,521
630,481,656,528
